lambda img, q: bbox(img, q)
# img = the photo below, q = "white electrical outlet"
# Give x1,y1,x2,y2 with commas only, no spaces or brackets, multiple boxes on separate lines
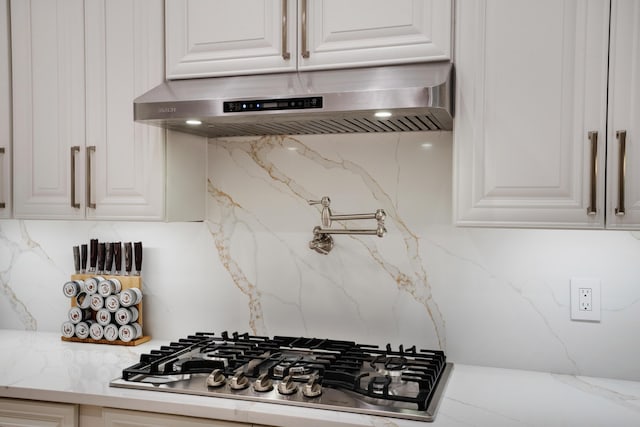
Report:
570,278,600,322
579,288,592,311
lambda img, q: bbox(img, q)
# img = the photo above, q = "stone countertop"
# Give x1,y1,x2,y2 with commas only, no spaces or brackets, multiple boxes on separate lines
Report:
1,330,640,427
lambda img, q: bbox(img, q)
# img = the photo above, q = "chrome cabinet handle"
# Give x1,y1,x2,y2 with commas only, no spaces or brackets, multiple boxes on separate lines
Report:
587,131,598,216
86,146,96,209
281,0,290,60
70,146,81,209
301,0,309,58
0,147,5,209
615,130,627,216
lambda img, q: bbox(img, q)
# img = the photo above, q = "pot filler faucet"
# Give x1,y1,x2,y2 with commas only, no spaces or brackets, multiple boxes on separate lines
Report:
308,196,386,254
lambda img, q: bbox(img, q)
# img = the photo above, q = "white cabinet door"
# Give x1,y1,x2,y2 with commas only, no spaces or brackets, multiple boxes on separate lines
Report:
453,0,610,228
299,0,451,70
0,398,77,427
11,0,86,219
85,0,165,220
12,0,172,221
605,0,640,229
0,0,10,218
102,408,247,427
166,0,451,79
166,0,297,79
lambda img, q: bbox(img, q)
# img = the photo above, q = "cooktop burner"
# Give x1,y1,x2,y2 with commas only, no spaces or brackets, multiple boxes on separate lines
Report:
110,331,453,422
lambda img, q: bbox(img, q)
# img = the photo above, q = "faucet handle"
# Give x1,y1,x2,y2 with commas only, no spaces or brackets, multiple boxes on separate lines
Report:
308,196,331,207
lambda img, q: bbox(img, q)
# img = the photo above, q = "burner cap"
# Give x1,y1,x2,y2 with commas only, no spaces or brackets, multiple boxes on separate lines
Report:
371,355,408,374
369,375,391,394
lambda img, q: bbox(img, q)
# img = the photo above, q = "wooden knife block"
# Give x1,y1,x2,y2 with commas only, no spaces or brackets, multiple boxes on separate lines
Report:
61,274,151,346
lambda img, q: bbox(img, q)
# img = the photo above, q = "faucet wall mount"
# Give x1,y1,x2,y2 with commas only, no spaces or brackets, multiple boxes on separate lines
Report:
308,196,386,254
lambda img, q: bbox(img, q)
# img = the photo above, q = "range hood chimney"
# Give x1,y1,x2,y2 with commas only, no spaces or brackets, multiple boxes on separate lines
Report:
134,62,454,138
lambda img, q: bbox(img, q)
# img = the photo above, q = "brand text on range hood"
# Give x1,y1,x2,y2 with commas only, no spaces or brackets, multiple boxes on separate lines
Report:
134,62,454,138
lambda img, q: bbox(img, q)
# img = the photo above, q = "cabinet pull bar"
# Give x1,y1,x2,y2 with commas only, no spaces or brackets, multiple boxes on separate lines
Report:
301,0,309,58
86,146,96,209
0,147,5,209
615,130,627,216
587,131,598,216
70,146,80,209
281,0,290,60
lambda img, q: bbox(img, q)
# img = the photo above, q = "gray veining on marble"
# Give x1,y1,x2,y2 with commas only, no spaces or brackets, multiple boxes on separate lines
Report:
2,131,640,383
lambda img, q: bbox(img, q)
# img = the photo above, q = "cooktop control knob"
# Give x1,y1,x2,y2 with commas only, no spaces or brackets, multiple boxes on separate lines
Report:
253,373,274,392
206,369,226,388
302,376,322,398
229,371,250,390
277,375,298,395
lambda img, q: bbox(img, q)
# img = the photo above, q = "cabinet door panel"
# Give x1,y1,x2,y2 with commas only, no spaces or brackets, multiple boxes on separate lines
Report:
0,0,10,218
300,0,450,70
166,0,296,79
606,0,640,228
454,0,609,228
11,0,86,219
85,0,165,220
0,398,77,427
103,408,246,427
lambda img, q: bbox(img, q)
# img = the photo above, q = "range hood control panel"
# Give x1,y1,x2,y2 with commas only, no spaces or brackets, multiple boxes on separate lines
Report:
223,96,323,113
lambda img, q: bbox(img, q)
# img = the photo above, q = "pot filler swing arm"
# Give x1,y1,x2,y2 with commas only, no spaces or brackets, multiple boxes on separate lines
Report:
308,196,386,254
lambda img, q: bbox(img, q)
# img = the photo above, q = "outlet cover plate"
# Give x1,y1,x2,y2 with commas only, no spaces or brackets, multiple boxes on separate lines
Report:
570,278,601,322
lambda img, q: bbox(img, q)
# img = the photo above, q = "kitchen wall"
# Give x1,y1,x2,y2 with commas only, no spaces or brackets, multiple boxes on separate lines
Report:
2,131,640,382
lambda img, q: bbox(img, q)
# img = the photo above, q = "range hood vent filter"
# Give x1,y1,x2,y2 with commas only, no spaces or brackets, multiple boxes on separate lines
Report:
134,62,454,138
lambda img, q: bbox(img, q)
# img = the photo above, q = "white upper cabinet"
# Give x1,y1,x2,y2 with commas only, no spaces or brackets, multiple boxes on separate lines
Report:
12,0,169,220
166,0,297,78
300,0,450,70
11,0,205,221
12,0,87,219
84,0,165,220
605,0,640,229
454,0,611,228
0,0,10,219
166,0,451,79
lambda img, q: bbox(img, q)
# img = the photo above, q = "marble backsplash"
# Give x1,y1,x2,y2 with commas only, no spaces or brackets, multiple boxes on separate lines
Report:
2,131,640,381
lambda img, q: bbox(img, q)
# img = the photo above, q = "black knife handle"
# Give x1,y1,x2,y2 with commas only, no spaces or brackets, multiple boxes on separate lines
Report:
113,242,122,272
134,242,142,274
90,239,98,270
80,244,88,272
104,242,113,274
73,246,80,273
124,242,133,274
97,242,106,272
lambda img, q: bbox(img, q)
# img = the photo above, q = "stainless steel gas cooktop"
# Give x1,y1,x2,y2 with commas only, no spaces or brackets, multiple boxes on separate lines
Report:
110,332,453,422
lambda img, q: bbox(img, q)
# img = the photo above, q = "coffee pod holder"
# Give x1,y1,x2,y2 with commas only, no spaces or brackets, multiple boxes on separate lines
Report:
61,274,150,346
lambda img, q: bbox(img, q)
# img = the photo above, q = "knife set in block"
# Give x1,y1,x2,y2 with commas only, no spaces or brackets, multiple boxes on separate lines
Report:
61,240,150,346
61,274,150,345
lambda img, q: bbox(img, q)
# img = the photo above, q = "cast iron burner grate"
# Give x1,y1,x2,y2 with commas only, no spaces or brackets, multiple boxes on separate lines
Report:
112,331,453,422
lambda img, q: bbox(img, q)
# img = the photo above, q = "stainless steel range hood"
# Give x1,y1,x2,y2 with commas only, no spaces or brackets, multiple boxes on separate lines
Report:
134,62,454,138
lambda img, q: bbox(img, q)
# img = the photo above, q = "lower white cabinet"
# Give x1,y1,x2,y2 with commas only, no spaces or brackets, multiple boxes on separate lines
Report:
0,398,78,427
102,408,249,427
